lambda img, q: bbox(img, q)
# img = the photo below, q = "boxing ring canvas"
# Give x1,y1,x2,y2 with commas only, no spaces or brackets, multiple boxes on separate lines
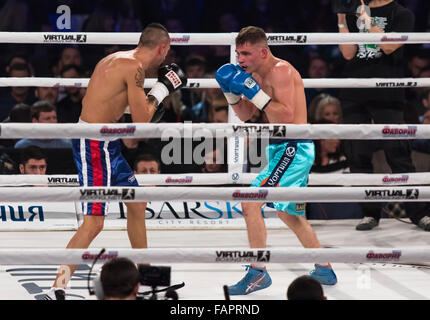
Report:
1,219,430,300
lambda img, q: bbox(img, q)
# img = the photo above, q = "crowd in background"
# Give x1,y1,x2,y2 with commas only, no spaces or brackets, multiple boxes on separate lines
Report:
0,0,429,221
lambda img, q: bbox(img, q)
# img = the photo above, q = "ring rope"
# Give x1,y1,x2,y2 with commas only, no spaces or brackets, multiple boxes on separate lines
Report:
0,32,427,45
0,186,426,202
0,247,423,265
0,123,427,139
1,77,428,89
0,172,427,186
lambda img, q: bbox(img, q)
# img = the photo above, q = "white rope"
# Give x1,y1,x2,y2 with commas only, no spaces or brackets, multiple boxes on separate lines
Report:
0,32,428,45
0,186,426,202
1,77,429,88
1,172,428,186
0,247,424,264
0,123,428,139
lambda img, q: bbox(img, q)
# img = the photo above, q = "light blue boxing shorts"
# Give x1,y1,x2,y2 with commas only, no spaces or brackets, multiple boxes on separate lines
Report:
250,139,315,215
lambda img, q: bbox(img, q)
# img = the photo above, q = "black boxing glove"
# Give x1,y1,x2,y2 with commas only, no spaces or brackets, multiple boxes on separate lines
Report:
147,63,187,105
150,102,165,123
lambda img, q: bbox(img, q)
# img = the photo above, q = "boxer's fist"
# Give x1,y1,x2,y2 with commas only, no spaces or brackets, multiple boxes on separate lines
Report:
157,63,187,92
148,63,187,105
229,68,271,111
215,63,241,105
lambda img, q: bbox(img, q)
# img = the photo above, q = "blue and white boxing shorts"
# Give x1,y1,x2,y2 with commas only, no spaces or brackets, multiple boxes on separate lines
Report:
72,137,138,216
251,139,315,215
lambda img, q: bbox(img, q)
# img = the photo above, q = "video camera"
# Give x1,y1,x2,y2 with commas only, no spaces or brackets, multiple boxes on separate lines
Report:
331,0,371,14
138,265,185,300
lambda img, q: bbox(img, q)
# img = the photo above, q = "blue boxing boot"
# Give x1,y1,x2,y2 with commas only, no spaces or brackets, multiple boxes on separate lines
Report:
228,265,272,295
310,264,337,285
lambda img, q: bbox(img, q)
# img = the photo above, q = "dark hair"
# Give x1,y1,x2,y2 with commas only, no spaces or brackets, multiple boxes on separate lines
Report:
185,57,206,69
7,103,31,123
133,153,161,171
138,23,169,48
287,275,325,300
60,64,82,76
100,257,140,299
20,146,47,165
31,101,56,120
8,62,30,75
236,26,268,47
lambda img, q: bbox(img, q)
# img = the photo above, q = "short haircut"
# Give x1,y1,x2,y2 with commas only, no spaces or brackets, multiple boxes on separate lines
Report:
60,64,82,77
287,275,325,300
133,153,161,171
100,257,140,299
9,62,30,75
138,23,170,48
31,101,56,120
8,103,31,122
20,146,47,165
236,26,268,47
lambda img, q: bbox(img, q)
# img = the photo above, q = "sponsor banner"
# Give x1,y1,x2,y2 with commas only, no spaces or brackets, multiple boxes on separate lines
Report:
43,33,87,43
0,201,279,225
366,250,402,261
382,175,409,185
364,188,419,200
376,81,417,88
382,126,417,137
100,125,136,137
267,35,307,44
232,124,287,137
380,35,408,42
79,188,135,201
215,250,271,262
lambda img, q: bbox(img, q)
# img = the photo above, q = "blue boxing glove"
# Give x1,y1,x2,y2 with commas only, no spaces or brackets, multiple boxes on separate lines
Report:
229,67,272,111
215,63,241,105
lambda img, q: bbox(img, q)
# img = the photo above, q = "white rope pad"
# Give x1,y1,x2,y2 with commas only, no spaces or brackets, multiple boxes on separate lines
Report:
0,186,427,202
0,247,425,264
1,77,429,88
0,32,428,45
0,172,428,186
0,123,429,139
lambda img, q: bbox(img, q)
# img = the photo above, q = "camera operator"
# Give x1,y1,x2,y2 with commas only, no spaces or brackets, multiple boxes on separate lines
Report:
99,257,140,300
336,0,430,231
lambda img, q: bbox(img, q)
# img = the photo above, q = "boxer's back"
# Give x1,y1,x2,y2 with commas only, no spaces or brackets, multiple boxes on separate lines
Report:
80,50,141,123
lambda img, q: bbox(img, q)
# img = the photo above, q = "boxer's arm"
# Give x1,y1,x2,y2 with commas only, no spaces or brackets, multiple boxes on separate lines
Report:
231,98,256,122
262,66,297,124
126,65,157,123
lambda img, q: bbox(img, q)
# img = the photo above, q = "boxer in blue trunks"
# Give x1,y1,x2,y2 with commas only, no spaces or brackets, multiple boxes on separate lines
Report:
215,26,337,296
44,23,187,299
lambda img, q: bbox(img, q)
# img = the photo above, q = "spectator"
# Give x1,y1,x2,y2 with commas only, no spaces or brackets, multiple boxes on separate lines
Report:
308,93,343,124
181,56,207,116
202,145,226,173
14,101,72,149
19,146,47,175
337,1,430,231
311,120,349,174
412,109,430,155
305,55,337,107
53,46,83,77
208,105,228,123
97,257,140,300
186,80,228,123
287,275,326,300
134,153,161,175
0,62,35,122
35,86,59,108
56,64,84,123
0,103,31,148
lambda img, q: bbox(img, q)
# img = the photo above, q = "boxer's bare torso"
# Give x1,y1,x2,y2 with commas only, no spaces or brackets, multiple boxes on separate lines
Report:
80,49,157,124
